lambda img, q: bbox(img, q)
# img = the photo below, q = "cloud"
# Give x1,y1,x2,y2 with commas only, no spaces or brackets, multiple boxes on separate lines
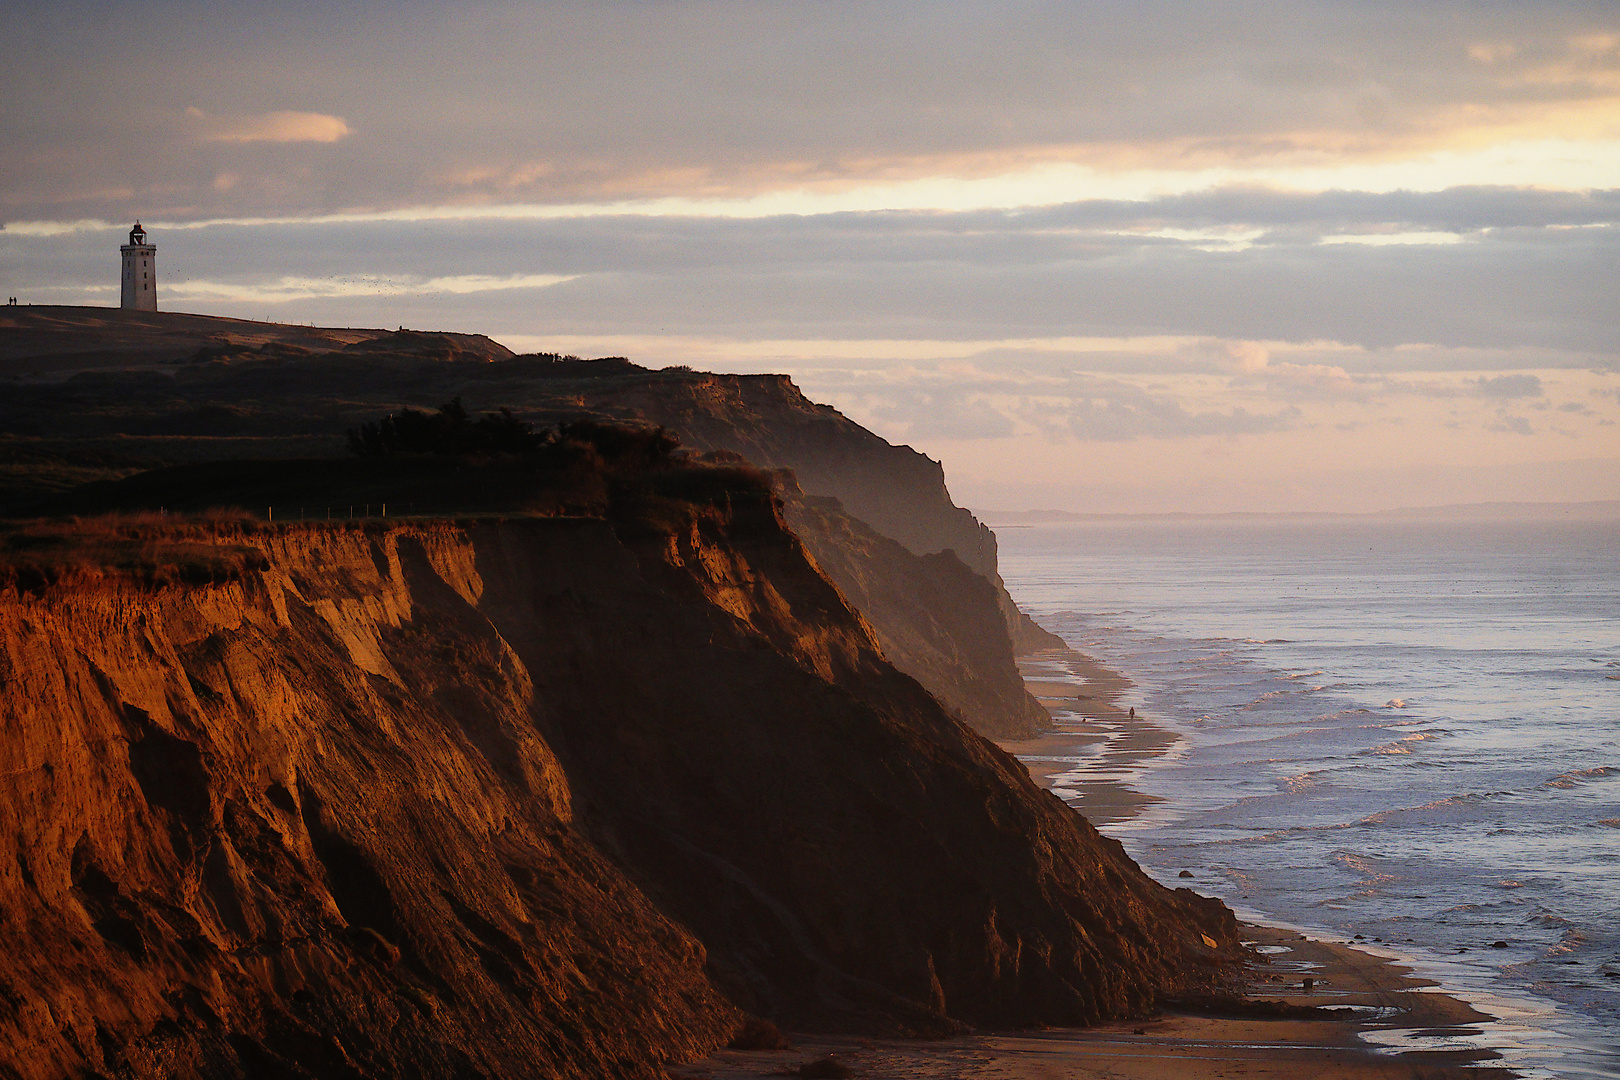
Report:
165,271,574,304
1475,373,1545,397
5,2,1620,221
190,109,351,144
1033,394,1303,442
1244,363,1370,399
865,385,1017,440
1184,339,1272,373
825,364,1305,442
4,198,1615,364
1489,415,1537,435
1318,231,1465,247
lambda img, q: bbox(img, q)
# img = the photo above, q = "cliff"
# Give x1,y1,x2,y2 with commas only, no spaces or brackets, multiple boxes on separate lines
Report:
552,370,1069,658
0,483,1241,1078
38,449,1051,741
3,314,1058,735
782,492,1049,739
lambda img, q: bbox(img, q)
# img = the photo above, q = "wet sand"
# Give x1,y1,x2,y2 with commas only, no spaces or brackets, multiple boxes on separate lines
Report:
999,648,1177,826
676,646,1513,1079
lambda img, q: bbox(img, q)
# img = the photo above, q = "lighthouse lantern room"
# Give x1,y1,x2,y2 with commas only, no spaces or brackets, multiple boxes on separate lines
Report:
120,222,157,311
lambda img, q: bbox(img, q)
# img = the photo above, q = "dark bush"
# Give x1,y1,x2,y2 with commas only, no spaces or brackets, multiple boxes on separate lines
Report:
346,402,686,471
347,398,550,457
727,1018,790,1051
553,418,679,469
647,464,773,508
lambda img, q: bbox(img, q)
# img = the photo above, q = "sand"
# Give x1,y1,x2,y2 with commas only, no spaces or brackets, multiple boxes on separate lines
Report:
676,647,1514,1079
999,648,1178,826
673,929,1508,1077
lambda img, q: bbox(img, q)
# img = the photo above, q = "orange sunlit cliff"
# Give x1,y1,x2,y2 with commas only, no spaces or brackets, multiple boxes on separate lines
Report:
0,485,1240,1078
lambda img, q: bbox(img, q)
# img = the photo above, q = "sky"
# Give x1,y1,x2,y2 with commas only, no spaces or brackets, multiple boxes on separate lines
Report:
2,0,1617,514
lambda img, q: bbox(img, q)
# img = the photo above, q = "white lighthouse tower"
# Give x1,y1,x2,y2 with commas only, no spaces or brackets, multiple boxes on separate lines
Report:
120,222,157,311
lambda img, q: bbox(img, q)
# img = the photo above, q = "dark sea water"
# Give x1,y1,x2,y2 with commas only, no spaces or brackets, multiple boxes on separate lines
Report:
995,515,1620,1079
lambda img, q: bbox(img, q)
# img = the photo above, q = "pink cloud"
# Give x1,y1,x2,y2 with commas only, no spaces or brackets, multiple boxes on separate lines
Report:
191,109,351,144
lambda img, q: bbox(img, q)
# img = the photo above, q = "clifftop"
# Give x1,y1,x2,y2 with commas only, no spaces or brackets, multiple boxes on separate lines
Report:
0,312,977,576
0,306,511,376
1,312,1061,733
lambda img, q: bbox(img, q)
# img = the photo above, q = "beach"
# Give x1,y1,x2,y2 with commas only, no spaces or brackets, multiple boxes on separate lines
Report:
672,924,1506,1078
677,647,1514,1079
1000,648,1176,827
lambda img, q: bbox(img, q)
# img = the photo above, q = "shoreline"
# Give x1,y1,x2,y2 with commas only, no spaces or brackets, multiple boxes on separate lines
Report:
1001,646,1517,1078
672,922,1511,1078
676,645,1517,1079
999,647,1178,828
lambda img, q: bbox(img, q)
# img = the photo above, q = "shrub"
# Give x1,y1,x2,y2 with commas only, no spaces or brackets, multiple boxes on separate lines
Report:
347,399,549,457
727,1018,789,1051
553,418,678,469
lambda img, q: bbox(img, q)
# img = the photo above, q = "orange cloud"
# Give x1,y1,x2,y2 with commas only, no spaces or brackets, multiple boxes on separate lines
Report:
191,109,351,144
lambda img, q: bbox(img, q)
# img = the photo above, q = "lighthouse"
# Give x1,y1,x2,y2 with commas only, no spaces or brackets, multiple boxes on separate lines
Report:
120,222,157,311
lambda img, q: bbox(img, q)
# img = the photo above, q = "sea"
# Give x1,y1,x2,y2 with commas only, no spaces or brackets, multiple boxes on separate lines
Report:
993,512,1619,1079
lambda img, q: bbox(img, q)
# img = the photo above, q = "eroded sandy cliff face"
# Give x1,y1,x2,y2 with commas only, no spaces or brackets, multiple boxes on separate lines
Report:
0,522,736,1080
0,499,1239,1079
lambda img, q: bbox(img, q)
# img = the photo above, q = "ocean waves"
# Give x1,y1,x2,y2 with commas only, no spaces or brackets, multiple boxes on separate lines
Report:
1544,765,1619,790
997,514,1620,1075
1232,684,1346,711
1362,730,1447,756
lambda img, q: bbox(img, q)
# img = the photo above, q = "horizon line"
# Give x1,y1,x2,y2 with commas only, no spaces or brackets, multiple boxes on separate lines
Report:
976,499,1620,523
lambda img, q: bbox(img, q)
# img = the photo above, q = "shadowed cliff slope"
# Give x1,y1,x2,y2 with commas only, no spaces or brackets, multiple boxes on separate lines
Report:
783,492,1049,739
0,467,1242,1078
550,369,1067,657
